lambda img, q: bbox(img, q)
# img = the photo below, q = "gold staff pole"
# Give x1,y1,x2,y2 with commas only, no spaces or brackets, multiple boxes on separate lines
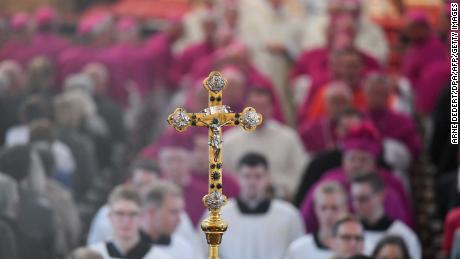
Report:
167,71,262,259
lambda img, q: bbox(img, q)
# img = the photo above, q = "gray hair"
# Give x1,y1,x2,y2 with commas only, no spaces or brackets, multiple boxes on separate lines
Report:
313,180,348,206
64,73,95,95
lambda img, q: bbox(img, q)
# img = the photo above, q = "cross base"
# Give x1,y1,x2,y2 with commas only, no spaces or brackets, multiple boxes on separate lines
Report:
201,210,228,259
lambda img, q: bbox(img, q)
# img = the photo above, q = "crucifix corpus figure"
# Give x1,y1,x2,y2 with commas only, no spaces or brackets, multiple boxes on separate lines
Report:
167,71,263,259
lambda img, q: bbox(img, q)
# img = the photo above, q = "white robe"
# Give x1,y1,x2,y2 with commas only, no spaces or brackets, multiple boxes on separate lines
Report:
284,234,376,259
89,242,172,259
223,119,309,198
237,0,306,122
365,220,421,259
300,15,389,64
283,234,333,259
156,235,197,259
199,198,305,259
87,204,196,248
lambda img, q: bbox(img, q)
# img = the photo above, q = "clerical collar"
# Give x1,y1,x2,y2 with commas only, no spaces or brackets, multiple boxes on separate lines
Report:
313,233,330,250
236,198,271,214
140,230,172,246
362,216,394,231
106,238,152,259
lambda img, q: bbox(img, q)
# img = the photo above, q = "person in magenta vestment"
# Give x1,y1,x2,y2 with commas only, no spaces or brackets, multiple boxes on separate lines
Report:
296,48,369,125
171,12,219,88
190,130,240,198
144,15,184,91
299,123,413,233
32,6,71,66
362,73,422,160
299,81,353,154
185,41,286,123
100,16,151,106
414,57,450,115
290,15,381,116
402,10,447,90
156,134,210,227
0,13,38,67
57,13,114,91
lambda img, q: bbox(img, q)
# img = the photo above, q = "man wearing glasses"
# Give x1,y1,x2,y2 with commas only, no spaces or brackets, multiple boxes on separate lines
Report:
89,185,171,259
351,173,421,259
330,216,366,259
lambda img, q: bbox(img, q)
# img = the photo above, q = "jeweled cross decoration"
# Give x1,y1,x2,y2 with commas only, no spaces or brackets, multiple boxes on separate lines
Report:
167,71,262,259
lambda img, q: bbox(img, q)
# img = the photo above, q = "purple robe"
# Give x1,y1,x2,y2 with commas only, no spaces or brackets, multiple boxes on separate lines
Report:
365,109,422,159
173,40,216,82
57,45,95,90
415,58,450,114
290,48,381,101
184,176,209,226
185,51,286,123
96,43,152,106
300,167,413,233
299,117,338,154
290,48,381,124
403,35,447,89
32,32,70,63
144,33,182,89
0,39,38,66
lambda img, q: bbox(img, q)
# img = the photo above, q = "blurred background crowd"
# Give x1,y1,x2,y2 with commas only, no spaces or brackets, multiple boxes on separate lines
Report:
0,0,457,258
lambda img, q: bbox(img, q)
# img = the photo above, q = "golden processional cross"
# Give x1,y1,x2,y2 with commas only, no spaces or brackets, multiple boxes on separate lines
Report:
167,71,262,259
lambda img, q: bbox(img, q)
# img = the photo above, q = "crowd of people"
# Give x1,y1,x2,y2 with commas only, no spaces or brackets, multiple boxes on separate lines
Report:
0,0,456,259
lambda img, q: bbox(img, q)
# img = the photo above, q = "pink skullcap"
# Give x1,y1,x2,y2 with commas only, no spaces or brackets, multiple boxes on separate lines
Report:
78,13,111,35
35,6,56,27
116,16,137,32
406,10,429,25
340,121,382,157
10,12,31,30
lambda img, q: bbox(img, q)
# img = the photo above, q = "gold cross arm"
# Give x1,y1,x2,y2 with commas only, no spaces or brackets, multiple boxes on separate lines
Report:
167,71,263,259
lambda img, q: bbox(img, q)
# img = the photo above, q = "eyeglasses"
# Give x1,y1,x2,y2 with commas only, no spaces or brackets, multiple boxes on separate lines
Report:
352,194,374,203
111,210,140,219
338,234,364,242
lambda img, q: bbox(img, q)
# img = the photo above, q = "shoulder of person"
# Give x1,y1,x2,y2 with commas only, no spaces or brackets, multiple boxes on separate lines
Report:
272,199,301,215
389,220,418,238
146,246,174,259
88,242,107,254
268,120,300,139
288,234,314,251
171,234,194,251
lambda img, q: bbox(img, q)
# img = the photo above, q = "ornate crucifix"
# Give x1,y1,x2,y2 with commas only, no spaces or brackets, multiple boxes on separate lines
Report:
167,71,263,259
